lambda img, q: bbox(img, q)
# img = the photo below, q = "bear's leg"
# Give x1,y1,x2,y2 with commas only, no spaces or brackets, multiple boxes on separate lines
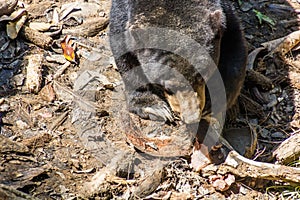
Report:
116,52,174,122
218,3,247,110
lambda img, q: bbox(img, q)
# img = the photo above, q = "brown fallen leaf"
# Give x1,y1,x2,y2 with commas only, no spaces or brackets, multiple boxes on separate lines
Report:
29,22,53,32
270,30,300,57
39,83,56,102
61,35,77,63
6,9,27,39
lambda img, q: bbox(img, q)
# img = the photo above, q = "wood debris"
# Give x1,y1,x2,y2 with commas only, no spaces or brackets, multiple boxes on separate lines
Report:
218,151,300,184
25,54,43,93
20,26,53,49
273,133,300,164
0,0,18,16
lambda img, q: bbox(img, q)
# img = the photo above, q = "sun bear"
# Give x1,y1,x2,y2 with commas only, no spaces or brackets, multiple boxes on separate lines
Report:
109,0,247,124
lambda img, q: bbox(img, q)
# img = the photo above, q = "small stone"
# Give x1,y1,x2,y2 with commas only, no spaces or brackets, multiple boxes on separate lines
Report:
12,74,25,86
0,103,10,112
240,2,253,12
260,128,270,139
16,120,29,129
271,132,286,139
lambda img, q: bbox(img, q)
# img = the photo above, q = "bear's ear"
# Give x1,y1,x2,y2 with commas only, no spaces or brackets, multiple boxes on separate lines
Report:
209,9,225,35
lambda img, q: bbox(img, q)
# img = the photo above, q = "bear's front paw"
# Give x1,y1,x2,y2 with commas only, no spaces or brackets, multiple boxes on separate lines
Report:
128,90,174,122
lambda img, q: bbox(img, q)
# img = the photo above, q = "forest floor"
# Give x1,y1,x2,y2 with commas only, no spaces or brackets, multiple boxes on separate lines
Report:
1,0,300,199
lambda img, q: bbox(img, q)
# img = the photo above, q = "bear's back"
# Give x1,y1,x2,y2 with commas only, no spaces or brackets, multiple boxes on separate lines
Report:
110,0,225,55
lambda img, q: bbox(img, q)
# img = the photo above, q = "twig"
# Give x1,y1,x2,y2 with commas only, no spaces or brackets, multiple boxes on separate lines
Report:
53,61,71,79
49,111,69,131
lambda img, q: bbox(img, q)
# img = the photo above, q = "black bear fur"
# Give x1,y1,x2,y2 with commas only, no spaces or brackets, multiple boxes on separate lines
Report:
109,0,247,123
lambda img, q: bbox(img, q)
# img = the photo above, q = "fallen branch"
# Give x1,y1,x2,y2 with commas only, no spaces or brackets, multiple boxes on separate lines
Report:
0,184,37,200
62,17,109,37
20,26,53,49
218,150,300,184
273,133,300,165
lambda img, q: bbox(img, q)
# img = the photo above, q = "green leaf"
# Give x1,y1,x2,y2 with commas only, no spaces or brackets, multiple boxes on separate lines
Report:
253,9,276,26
